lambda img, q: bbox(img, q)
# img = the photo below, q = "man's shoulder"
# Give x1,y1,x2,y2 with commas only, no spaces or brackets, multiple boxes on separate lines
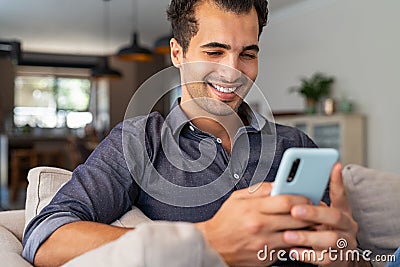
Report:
274,122,304,137
113,112,165,134
274,122,316,148
98,112,165,150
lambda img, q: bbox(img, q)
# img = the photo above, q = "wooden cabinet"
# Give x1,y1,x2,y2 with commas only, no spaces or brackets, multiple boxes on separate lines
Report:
275,114,366,166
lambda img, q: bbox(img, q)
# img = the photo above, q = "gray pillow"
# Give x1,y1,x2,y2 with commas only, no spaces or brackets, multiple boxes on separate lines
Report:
342,164,400,263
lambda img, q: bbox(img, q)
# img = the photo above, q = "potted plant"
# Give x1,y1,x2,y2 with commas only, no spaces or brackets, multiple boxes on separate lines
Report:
289,72,335,114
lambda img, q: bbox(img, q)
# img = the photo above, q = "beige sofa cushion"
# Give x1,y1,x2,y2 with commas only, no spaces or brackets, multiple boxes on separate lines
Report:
0,224,32,267
25,167,72,229
0,210,25,241
342,164,400,260
0,225,23,254
24,167,151,232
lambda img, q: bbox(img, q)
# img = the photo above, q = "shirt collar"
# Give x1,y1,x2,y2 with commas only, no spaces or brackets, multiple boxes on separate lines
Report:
166,97,267,136
237,102,266,132
166,98,192,136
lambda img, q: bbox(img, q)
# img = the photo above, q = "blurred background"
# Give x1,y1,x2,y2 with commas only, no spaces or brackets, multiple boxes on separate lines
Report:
0,0,399,209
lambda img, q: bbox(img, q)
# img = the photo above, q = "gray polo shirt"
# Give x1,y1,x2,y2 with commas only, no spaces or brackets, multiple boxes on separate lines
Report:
22,99,326,264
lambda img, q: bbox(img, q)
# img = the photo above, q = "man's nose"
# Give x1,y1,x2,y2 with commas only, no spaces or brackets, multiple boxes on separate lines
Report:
218,56,242,83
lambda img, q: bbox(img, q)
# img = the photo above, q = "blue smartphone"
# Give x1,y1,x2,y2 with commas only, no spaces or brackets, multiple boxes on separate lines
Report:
271,148,339,205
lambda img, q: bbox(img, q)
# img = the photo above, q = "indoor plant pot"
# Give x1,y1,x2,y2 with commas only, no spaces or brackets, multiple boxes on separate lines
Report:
289,72,335,114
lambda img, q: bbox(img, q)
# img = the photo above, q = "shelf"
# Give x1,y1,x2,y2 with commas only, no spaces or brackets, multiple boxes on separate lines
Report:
275,114,366,166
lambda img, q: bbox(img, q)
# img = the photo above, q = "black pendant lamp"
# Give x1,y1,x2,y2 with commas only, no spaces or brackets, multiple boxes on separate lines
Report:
91,0,122,79
117,32,153,62
91,56,122,79
154,32,173,55
116,0,153,62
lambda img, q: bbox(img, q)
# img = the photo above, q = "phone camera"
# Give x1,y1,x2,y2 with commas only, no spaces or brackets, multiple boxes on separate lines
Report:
287,158,301,183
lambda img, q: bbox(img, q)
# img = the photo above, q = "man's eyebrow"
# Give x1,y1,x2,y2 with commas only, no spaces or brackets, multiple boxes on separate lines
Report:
200,42,259,52
243,44,259,52
200,42,231,50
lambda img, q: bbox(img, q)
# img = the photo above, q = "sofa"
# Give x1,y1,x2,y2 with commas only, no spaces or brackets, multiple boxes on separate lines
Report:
0,165,399,266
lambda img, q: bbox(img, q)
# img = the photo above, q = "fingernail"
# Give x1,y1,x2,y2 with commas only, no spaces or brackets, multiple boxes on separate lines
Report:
293,206,307,217
336,162,342,171
285,231,298,242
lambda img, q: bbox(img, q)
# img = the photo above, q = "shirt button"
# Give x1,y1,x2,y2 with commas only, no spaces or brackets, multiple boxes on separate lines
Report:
233,173,240,179
216,138,222,144
189,125,195,131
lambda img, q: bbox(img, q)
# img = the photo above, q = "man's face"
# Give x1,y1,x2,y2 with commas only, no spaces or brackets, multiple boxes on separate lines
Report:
171,1,260,116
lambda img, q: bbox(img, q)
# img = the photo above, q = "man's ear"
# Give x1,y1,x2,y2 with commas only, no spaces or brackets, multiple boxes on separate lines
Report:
170,38,183,68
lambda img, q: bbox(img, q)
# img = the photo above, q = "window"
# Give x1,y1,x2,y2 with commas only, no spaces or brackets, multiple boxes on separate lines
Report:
14,75,93,129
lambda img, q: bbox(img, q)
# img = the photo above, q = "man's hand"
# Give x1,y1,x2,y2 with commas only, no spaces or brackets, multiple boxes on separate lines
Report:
195,183,316,266
282,163,361,266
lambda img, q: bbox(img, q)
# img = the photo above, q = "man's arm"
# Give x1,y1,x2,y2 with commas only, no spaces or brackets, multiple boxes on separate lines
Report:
23,122,145,265
34,221,133,267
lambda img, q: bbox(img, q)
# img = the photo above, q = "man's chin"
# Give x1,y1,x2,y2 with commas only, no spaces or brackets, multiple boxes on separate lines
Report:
196,99,240,117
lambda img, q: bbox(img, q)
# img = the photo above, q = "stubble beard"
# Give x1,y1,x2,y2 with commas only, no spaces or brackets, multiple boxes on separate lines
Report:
185,82,241,117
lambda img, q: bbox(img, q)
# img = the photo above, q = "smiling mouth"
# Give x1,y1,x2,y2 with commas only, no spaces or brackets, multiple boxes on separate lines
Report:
208,82,239,94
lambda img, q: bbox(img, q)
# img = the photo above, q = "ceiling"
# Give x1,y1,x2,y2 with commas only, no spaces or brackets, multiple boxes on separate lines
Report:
0,0,304,55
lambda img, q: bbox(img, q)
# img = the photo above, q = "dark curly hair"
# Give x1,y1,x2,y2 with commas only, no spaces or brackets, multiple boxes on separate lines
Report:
167,0,268,54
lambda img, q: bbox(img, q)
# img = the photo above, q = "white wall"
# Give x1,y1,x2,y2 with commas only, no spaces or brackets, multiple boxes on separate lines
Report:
255,0,400,173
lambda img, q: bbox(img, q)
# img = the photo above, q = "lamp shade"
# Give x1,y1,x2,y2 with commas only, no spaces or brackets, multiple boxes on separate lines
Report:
91,56,122,79
117,32,153,62
154,33,173,54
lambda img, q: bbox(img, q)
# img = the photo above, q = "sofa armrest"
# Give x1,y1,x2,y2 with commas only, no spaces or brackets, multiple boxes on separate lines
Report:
0,252,32,267
0,210,25,241
0,225,22,254
0,225,32,266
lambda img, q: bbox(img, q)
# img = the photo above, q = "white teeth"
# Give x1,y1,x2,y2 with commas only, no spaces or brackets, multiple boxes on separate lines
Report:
211,83,237,93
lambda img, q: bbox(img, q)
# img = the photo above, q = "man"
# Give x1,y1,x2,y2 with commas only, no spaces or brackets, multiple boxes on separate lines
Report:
23,0,362,266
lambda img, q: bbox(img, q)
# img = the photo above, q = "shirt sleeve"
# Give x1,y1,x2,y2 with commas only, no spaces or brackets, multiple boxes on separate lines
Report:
22,122,143,263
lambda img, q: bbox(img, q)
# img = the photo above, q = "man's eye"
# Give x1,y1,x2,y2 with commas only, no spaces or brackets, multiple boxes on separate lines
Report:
205,51,223,56
241,53,257,59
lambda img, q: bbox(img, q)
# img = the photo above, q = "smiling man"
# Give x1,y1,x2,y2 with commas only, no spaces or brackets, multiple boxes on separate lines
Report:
23,1,364,267
170,0,261,155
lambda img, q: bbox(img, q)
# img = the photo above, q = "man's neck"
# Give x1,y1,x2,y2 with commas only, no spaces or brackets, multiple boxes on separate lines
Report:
191,116,241,139
180,100,244,154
